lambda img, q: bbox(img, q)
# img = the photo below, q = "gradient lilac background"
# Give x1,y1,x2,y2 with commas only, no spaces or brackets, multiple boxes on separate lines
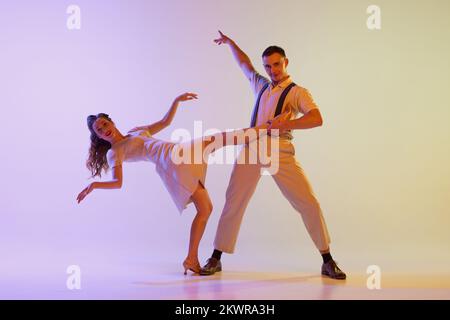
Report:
0,0,449,298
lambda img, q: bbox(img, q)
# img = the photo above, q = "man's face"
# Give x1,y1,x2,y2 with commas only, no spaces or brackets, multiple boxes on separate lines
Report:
263,53,289,83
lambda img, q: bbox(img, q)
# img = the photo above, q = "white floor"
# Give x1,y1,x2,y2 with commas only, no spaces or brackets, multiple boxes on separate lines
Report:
2,260,449,300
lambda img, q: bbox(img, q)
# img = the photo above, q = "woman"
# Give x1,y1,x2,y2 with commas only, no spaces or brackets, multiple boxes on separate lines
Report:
76,92,286,274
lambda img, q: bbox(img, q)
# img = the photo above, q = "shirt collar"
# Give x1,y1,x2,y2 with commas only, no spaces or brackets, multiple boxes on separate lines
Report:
270,75,292,90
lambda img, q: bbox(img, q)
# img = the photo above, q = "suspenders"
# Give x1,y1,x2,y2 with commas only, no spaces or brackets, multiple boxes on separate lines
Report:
250,83,269,127
250,82,297,127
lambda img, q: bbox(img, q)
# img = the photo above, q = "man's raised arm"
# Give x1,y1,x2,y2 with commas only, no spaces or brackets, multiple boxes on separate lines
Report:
214,30,256,81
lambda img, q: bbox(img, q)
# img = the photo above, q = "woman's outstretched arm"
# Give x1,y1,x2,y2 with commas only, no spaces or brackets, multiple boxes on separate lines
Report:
76,165,123,203
129,92,197,135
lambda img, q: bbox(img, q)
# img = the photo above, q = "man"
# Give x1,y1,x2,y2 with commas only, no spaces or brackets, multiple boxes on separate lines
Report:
200,31,346,280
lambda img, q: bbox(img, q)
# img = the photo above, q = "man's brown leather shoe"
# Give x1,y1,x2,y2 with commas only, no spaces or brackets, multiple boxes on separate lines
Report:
199,258,222,276
321,260,346,280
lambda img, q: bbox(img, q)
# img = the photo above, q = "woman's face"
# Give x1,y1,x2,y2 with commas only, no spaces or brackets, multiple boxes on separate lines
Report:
93,117,116,142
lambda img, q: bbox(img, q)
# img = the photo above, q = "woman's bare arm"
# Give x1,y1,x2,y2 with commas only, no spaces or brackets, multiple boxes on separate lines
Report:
76,165,123,203
128,92,198,135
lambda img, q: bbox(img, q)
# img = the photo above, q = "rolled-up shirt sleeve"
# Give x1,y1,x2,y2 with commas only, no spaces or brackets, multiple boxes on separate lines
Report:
250,70,270,96
294,87,319,115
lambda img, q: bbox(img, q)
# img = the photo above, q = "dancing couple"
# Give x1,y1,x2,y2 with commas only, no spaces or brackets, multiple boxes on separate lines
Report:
77,31,346,279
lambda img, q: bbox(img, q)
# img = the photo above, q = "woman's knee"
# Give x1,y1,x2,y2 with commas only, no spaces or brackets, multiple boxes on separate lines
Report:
192,188,213,218
207,199,213,213
202,198,213,217
196,207,212,222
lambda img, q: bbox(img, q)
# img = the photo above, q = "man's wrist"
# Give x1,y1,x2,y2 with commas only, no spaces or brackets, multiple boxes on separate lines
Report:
283,120,293,130
229,39,237,48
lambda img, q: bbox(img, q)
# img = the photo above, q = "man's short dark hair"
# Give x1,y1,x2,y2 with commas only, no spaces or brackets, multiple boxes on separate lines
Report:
262,46,286,58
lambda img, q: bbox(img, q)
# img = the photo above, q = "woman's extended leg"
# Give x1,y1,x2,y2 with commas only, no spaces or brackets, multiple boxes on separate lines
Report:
171,113,290,165
184,182,213,274
201,122,270,153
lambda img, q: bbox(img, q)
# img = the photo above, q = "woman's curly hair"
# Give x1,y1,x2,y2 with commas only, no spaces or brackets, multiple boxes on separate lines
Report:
86,113,113,178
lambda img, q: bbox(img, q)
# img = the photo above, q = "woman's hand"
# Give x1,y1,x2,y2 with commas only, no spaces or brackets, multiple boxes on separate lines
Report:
76,182,96,204
174,92,198,103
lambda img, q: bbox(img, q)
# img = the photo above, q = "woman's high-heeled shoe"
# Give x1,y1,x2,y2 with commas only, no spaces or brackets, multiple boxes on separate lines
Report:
183,259,201,275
